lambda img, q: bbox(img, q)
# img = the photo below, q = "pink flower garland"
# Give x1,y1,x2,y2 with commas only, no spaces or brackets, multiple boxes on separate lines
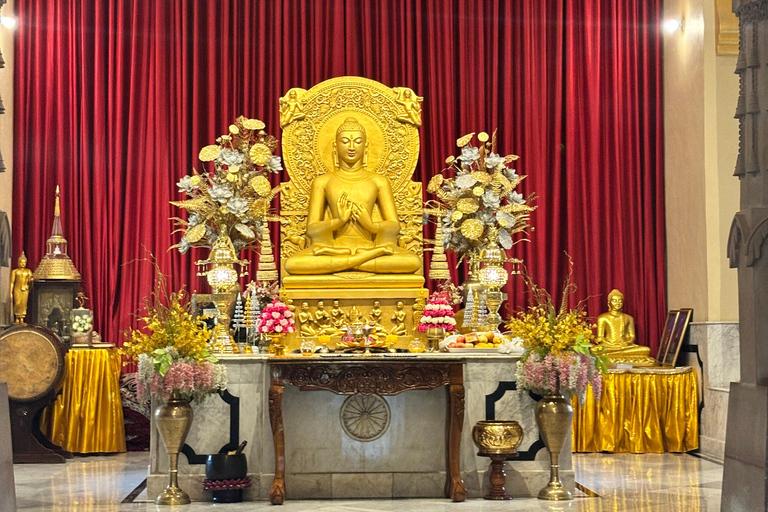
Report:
418,298,457,333
257,300,295,334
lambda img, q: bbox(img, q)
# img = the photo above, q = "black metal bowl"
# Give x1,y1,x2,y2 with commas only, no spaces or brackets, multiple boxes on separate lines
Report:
205,453,247,481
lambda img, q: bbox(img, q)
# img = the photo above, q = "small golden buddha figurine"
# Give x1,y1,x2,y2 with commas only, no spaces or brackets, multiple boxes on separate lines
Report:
314,301,337,336
390,301,407,336
348,304,363,324
593,289,657,367
367,300,386,335
331,300,345,328
10,252,34,323
283,117,421,275
298,302,317,337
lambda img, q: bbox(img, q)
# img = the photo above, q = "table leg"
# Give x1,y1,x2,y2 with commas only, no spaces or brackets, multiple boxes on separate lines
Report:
269,377,286,505
447,365,466,502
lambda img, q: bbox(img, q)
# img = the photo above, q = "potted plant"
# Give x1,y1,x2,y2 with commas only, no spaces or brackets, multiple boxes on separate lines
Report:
122,278,228,506
506,259,608,501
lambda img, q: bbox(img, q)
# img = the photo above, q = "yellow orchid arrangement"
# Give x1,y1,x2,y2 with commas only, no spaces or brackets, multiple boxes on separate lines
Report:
121,288,212,364
508,256,608,400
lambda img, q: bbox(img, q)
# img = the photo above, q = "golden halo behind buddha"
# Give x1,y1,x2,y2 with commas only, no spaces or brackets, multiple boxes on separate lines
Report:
317,111,385,175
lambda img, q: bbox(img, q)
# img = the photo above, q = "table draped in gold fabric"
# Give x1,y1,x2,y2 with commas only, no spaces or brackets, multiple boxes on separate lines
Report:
572,367,699,453
41,348,126,454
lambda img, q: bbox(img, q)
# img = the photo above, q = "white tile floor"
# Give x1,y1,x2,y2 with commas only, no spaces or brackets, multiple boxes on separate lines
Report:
12,452,723,511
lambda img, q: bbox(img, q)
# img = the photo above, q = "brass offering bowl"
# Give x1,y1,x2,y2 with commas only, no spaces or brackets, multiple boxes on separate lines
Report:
472,420,524,455
472,420,524,500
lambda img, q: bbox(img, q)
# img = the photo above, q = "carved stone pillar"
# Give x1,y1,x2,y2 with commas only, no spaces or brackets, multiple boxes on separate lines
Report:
722,1,768,509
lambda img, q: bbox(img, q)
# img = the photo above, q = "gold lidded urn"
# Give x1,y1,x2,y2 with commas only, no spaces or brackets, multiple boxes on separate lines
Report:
154,390,194,505
535,393,574,501
472,420,523,500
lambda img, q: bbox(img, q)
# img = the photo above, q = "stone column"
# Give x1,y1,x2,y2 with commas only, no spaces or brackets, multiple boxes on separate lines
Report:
722,1,768,509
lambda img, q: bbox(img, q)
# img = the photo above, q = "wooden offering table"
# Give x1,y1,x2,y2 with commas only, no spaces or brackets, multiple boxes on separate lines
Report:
267,357,467,504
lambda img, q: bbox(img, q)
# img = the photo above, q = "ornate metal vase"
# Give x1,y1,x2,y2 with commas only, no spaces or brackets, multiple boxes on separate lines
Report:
154,391,193,505
535,393,574,500
425,326,445,352
269,333,287,357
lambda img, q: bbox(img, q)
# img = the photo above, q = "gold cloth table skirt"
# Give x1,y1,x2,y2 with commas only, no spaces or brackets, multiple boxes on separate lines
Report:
41,348,127,454
572,367,698,453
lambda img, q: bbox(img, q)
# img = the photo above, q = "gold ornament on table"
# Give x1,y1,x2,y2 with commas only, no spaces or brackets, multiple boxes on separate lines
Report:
423,206,451,282
427,130,535,263
592,289,657,367
390,301,408,336
172,116,282,352
10,252,33,323
195,225,249,354
33,185,82,281
257,221,279,283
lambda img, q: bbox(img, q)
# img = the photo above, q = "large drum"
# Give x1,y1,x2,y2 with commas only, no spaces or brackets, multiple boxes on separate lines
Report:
0,324,69,463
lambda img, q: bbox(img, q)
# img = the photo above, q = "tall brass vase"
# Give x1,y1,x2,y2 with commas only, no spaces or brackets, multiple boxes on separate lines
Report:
155,391,193,505
535,393,574,501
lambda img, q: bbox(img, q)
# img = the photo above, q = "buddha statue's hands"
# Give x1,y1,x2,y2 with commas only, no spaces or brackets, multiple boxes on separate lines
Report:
353,204,378,234
337,193,356,224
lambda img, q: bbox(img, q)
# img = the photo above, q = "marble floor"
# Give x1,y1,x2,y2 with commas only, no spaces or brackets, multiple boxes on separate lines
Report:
11,452,723,511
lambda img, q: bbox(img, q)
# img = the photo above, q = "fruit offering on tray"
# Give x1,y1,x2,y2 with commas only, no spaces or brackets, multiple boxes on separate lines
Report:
447,331,501,349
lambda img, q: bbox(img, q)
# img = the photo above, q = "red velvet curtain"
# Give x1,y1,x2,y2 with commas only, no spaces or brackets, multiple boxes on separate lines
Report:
13,0,665,355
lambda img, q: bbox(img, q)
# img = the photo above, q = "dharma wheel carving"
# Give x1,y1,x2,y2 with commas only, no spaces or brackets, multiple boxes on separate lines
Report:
340,393,391,442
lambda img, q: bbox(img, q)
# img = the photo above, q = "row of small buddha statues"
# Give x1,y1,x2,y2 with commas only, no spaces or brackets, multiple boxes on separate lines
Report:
291,299,409,338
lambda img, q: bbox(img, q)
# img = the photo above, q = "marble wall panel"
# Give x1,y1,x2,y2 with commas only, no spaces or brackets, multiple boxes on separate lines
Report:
689,322,740,463
331,472,393,498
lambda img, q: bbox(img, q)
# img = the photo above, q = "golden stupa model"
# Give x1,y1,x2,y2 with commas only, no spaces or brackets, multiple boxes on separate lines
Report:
33,186,81,281
278,77,428,347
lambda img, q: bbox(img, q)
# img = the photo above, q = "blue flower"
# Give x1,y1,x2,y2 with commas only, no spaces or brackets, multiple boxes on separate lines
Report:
210,184,233,203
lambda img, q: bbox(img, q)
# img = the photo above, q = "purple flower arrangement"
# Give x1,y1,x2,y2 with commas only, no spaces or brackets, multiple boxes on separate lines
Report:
516,351,602,402
136,350,228,404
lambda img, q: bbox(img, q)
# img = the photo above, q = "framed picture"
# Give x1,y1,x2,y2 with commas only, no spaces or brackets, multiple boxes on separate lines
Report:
656,310,680,362
662,308,693,367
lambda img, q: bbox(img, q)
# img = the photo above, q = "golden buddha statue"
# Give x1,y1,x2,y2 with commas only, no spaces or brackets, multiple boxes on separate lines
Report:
278,77,427,349
593,289,657,367
283,117,421,276
10,252,34,323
